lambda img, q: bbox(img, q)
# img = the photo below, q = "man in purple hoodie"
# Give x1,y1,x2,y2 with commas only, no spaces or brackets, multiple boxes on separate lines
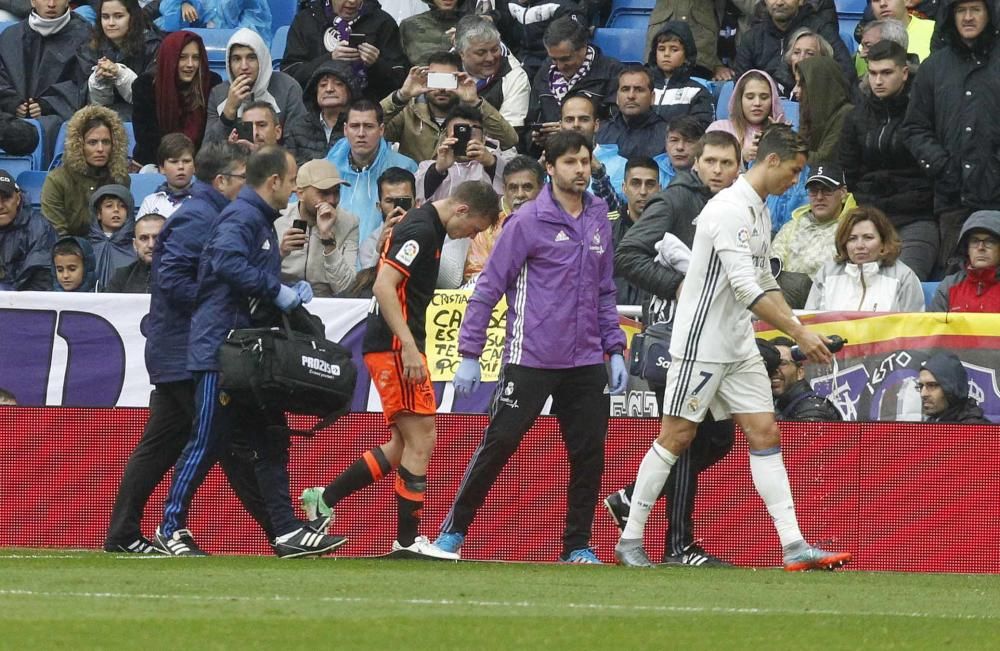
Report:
434,130,628,564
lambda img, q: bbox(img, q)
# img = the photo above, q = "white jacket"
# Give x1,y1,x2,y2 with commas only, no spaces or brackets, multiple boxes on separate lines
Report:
805,260,925,312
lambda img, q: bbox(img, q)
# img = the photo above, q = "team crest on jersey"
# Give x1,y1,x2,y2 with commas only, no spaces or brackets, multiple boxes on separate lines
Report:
736,227,750,249
504,381,515,396
686,395,700,412
396,240,420,266
589,231,605,254
219,391,231,406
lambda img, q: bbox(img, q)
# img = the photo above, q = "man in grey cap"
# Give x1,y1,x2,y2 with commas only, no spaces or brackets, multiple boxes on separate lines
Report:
275,159,360,296
918,352,992,424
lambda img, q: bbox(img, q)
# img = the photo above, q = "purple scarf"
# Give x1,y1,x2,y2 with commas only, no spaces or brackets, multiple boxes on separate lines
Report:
548,46,595,102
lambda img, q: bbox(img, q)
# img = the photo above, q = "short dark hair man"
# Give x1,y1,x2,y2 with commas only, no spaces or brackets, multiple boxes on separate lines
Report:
299,180,500,559
0,169,56,291
417,104,507,202
106,213,166,293
595,66,669,160
656,115,705,187
902,0,1000,275
359,166,417,269
559,93,626,213
767,336,842,420
604,130,742,567
840,40,935,280
433,130,628,564
614,157,661,305
154,145,347,559
919,352,992,423
616,125,851,571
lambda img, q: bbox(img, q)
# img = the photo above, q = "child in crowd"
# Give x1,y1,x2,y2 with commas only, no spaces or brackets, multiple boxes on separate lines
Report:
137,134,197,218
51,237,97,292
88,184,137,290
155,0,273,42
646,21,715,128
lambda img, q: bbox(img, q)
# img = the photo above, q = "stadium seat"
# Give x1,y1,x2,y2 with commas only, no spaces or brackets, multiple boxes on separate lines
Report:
839,18,860,55
610,0,655,14
780,98,800,129
187,28,238,78
0,156,33,179
592,28,646,64
715,80,735,119
834,0,867,16
271,25,290,69
606,12,650,31
922,282,940,309
268,0,297,31
16,170,46,210
129,173,167,207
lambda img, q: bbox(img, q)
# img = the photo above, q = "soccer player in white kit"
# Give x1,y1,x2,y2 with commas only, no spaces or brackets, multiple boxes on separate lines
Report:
614,125,852,570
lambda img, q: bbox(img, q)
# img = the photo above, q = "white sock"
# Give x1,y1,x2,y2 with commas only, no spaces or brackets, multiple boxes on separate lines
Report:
749,448,804,548
621,441,677,541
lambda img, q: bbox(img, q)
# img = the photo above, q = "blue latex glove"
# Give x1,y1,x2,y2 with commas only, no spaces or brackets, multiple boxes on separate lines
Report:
452,357,481,398
293,280,314,304
274,284,301,313
609,353,627,395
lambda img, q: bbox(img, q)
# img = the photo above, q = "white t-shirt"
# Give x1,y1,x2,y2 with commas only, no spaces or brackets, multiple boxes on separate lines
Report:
669,175,779,363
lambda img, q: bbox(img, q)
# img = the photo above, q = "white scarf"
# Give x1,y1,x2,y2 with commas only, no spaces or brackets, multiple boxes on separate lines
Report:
28,10,72,37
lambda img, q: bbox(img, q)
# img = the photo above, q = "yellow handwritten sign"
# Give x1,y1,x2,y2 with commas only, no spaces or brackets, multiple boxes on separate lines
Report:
426,290,507,381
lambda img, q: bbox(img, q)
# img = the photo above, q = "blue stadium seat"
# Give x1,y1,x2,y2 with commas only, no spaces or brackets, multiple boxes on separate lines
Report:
780,98,800,129
268,0,297,31
922,282,940,309
271,25,290,69
839,18,860,55
187,28,238,78
606,12,650,31
0,156,33,179
610,0,655,14
715,80,735,119
16,170,46,210
835,0,867,16
130,173,167,207
592,28,646,64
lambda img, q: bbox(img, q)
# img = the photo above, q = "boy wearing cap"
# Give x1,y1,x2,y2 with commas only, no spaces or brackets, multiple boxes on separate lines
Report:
276,159,360,296
918,352,992,424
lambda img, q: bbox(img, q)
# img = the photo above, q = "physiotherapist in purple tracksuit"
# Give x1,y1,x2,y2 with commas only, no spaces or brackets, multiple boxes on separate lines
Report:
434,130,629,564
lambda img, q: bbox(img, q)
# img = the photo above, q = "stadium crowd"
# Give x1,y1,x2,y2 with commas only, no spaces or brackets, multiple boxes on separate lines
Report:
0,0,998,562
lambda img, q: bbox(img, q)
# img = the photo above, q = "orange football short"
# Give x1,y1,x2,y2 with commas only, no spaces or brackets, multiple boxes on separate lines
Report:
364,351,437,424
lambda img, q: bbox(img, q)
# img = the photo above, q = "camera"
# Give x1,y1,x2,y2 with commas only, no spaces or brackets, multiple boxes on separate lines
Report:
235,121,254,142
348,33,366,48
391,197,413,211
452,123,472,157
292,219,308,232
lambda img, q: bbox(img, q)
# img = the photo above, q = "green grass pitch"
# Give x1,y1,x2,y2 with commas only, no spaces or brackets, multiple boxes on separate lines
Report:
2,550,999,650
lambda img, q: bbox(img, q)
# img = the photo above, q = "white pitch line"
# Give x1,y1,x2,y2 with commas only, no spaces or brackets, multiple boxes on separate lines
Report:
0,588,994,622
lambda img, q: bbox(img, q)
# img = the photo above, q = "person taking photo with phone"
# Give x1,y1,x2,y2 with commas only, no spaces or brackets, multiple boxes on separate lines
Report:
275,159,359,296
416,104,507,203
382,51,518,163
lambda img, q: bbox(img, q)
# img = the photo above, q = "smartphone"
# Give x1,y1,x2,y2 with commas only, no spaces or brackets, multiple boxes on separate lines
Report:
348,33,366,48
427,71,458,90
452,123,472,157
530,122,549,131
292,219,307,232
391,197,413,211
235,121,254,142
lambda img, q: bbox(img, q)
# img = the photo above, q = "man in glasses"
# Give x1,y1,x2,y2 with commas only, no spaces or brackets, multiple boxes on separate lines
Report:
918,352,992,424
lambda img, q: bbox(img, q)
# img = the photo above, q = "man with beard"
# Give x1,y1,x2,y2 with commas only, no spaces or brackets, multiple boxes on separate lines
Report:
766,337,841,421
382,51,518,163
918,352,992,424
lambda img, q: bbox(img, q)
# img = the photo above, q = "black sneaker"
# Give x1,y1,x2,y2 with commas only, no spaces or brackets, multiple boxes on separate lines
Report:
662,543,731,567
104,535,166,554
274,527,348,559
603,489,630,532
154,526,209,557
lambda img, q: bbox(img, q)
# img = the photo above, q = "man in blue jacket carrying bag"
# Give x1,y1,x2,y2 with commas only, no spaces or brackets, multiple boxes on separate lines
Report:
434,130,629,564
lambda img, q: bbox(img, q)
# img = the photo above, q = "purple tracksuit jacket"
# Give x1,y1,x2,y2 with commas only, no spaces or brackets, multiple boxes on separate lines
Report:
458,185,626,369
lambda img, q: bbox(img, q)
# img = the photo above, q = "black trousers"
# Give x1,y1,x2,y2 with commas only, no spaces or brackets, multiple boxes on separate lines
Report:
649,380,735,557
441,363,610,556
104,380,274,547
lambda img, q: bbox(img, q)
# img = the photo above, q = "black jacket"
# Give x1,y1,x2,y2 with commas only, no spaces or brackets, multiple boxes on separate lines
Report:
0,197,56,291
106,259,151,293
614,168,710,323
646,22,715,128
925,398,992,424
131,70,223,166
527,47,623,124
901,0,1000,214
283,60,354,165
595,109,669,160
79,28,163,120
611,207,640,306
496,0,584,81
281,0,408,103
775,379,842,421
734,2,855,97
0,16,92,119
839,78,934,228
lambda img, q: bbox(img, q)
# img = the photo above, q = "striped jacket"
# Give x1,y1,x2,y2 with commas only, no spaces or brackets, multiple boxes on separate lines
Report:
458,185,626,368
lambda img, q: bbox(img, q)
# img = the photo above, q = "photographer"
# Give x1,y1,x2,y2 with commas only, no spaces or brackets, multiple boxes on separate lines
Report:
276,159,359,297
416,105,507,202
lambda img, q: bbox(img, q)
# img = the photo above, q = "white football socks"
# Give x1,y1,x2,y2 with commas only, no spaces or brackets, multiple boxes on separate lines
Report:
749,448,804,548
621,441,677,541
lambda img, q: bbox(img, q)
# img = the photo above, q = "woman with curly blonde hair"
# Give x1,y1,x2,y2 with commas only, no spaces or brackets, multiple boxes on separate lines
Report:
41,105,131,237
